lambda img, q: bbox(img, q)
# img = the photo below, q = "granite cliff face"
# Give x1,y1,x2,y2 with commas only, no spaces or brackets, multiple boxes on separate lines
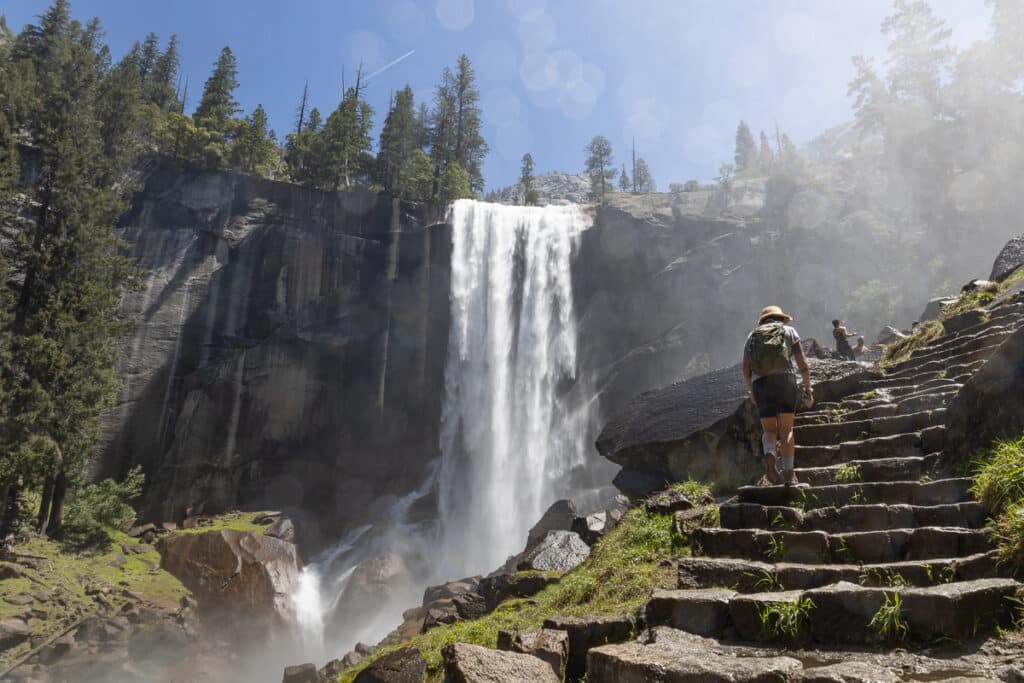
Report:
98,160,451,539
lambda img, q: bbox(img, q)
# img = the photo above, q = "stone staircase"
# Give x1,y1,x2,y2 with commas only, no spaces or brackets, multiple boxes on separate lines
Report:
587,298,1024,680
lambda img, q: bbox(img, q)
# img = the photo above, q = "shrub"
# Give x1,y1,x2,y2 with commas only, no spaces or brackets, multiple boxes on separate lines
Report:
971,435,1024,512
61,467,144,550
881,320,944,367
757,597,814,641
991,502,1024,570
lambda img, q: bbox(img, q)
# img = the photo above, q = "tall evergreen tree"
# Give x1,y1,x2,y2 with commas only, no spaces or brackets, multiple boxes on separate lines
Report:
230,104,278,175
452,55,487,193
758,130,775,173
618,164,630,192
194,46,240,135
633,157,655,192
378,85,418,196
734,120,757,173
146,35,180,111
584,135,614,204
881,0,952,106
520,152,538,205
317,68,374,190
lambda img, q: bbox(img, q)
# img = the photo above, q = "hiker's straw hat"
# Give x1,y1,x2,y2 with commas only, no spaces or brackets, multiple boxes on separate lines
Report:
757,305,793,325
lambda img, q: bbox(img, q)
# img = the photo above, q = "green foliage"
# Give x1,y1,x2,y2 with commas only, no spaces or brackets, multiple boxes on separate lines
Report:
941,282,1000,321
835,463,863,484
765,535,786,562
881,320,944,367
584,135,614,203
229,104,279,176
520,153,536,205
734,120,757,173
428,55,488,198
868,592,909,643
618,164,630,192
859,568,910,588
753,570,783,592
757,597,814,641
669,479,713,502
991,502,1024,571
61,467,144,549
439,161,473,206
970,435,1024,512
633,157,655,192
194,46,240,136
842,279,901,340
339,508,679,680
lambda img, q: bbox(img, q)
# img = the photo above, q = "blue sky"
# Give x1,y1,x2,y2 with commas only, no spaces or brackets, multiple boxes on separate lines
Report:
4,0,989,191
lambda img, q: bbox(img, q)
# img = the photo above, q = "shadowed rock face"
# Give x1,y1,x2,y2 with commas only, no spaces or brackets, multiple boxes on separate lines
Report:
98,159,451,539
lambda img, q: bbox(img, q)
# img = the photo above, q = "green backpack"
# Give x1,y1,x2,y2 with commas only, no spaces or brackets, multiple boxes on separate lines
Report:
749,322,793,376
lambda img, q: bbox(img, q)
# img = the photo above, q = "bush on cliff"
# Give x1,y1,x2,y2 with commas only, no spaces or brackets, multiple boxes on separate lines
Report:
339,506,689,681
60,467,144,550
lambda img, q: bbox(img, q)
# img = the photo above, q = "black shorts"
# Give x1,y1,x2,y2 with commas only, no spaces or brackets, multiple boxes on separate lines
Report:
752,374,798,418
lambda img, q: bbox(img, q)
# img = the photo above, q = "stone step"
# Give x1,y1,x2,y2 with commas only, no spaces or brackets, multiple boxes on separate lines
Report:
676,552,1006,592
737,477,971,508
691,526,990,564
884,378,961,398
806,578,1022,644
891,328,1011,373
793,410,943,446
720,500,986,533
887,344,1000,380
794,432,924,468
796,402,897,426
644,578,1021,644
794,454,938,486
587,629,804,683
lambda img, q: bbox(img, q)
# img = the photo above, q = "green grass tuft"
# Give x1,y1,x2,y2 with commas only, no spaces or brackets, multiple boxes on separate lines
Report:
757,597,814,641
669,479,713,502
991,502,1024,571
834,463,862,484
971,435,1024,513
869,592,909,643
881,320,944,367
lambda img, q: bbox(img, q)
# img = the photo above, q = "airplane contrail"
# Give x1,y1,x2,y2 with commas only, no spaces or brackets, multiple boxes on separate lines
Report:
366,50,416,83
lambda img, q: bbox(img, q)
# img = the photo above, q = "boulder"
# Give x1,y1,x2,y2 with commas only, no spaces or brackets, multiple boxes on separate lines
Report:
0,562,26,580
0,617,31,649
281,663,318,683
517,531,590,572
991,234,1024,282
496,628,568,680
156,529,300,624
479,571,560,611
442,642,560,683
961,278,997,293
352,647,427,683
319,659,346,681
423,577,480,605
452,592,488,621
571,512,607,546
597,359,874,494
918,297,958,323
876,326,907,345
525,500,577,551
263,517,295,543
332,553,410,624
945,325,1024,460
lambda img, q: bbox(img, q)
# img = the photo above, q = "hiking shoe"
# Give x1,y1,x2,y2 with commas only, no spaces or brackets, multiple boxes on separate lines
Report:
765,452,782,485
784,469,799,487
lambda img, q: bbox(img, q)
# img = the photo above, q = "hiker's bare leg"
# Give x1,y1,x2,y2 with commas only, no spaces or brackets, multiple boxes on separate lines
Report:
777,412,797,483
760,417,781,484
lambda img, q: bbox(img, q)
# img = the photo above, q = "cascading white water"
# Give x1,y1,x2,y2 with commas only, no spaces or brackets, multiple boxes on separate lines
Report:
438,199,592,578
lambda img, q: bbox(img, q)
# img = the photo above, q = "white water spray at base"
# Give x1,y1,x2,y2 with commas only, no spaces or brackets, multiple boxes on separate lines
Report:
438,199,592,579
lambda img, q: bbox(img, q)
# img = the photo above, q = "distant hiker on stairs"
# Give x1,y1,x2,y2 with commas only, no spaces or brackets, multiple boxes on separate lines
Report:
743,306,813,486
832,319,859,361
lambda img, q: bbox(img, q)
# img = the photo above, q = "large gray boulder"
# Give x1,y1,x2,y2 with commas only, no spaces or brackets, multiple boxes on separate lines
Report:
442,642,561,683
353,647,427,683
518,531,590,572
991,234,1024,282
945,324,1024,461
525,500,577,551
596,359,874,495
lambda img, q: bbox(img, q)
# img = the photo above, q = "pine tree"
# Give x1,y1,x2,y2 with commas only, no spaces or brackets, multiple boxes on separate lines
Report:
734,120,757,173
452,55,487,193
1,2,139,540
633,157,655,192
584,135,614,204
230,104,278,175
147,34,180,111
520,152,537,205
758,130,775,174
881,0,952,106
194,46,241,136
848,56,889,136
378,85,418,196
618,164,630,192
317,68,374,190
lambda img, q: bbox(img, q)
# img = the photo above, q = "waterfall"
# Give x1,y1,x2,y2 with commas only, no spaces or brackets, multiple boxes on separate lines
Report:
437,199,592,578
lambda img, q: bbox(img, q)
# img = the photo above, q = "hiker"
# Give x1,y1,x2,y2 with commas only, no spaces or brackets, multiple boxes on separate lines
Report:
852,336,868,359
743,306,814,486
832,319,858,361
